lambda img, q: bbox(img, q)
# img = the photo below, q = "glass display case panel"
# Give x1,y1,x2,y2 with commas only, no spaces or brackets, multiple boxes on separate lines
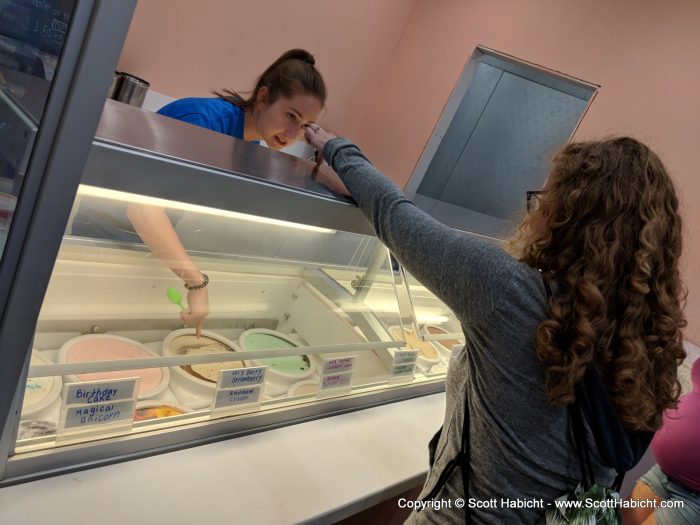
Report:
0,0,76,253
324,262,462,376
401,268,465,368
15,186,442,453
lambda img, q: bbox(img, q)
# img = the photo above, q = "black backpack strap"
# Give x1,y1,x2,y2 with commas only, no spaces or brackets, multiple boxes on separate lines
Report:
428,426,443,467
611,471,626,493
570,400,595,490
461,391,471,523
571,398,628,493
417,385,471,523
418,452,465,503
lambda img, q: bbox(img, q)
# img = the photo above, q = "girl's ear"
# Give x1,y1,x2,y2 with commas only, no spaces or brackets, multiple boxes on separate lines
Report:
256,86,269,107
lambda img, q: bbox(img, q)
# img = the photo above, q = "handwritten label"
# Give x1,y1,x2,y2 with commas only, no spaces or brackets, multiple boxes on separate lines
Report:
391,363,416,377
211,367,267,416
320,372,353,390
58,378,139,438
216,367,266,389
317,370,353,400
61,399,136,430
393,349,418,365
321,356,355,375
317,358,354,399
64,378,138,405
213,386,263,410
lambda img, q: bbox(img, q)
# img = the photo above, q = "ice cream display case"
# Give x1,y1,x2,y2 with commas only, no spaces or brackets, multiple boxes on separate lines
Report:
324,264,466,376
0,100,450,484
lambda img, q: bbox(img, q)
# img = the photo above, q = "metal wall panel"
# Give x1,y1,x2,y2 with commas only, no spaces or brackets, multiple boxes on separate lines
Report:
416,62,502,200
438,70,587,219
410,47,597,239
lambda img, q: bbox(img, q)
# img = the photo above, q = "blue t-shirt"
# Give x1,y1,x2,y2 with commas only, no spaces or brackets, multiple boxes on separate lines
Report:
157,97,246,139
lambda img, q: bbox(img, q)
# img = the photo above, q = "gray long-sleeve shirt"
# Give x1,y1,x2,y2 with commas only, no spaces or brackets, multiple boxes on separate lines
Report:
323,138,614,524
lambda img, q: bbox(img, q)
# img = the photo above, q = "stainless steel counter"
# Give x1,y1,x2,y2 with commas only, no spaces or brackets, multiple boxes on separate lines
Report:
83,101,371,235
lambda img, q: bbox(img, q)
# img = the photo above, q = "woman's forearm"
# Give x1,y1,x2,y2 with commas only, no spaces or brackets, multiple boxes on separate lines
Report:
126,203,204,286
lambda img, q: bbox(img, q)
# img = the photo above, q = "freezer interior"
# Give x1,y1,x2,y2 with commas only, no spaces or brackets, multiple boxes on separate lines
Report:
15,186,448,454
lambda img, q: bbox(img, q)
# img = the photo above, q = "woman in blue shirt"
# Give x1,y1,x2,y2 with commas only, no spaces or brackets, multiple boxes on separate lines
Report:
128,49,327,336
157,48,326,148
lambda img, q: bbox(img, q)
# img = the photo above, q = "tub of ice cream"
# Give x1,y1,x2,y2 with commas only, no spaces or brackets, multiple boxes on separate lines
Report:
133,401,190,422
429,363,448,375
17,420,57,440
59,334,170,399
239,329,316,397
288,379,320,398
388,326,440,369
422,324,464,360
162,328,246,401
21,351,62,418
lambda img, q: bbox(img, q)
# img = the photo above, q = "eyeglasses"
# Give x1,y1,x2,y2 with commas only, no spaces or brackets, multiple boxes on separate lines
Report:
526,191,546,214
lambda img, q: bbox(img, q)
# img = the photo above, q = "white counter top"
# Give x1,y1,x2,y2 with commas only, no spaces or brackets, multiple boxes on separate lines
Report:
0,393,445,525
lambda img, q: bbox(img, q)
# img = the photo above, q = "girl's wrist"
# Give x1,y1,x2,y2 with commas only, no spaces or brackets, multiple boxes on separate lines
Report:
182,270,204,286
184,273,209,290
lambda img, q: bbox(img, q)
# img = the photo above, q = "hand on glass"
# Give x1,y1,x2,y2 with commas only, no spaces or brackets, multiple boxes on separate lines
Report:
304,123,336,166
181,287,209,338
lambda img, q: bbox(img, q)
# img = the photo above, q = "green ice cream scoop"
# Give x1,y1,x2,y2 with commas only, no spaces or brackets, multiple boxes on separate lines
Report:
166,287,186,311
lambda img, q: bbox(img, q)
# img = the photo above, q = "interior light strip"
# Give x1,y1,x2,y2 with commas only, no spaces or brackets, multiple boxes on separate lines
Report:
77,185,336,234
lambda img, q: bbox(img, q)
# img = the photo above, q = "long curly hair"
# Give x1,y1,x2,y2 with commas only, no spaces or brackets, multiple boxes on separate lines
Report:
511,137,687,432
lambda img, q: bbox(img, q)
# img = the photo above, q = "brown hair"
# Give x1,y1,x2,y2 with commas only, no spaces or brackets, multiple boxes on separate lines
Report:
214,49,326,110
512,137,687,432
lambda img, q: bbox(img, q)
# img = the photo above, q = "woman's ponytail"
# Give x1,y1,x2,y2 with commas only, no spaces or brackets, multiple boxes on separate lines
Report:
214,48,326,109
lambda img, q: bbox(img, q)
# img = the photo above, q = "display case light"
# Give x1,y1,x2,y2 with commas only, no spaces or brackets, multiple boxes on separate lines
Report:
77,185,336,234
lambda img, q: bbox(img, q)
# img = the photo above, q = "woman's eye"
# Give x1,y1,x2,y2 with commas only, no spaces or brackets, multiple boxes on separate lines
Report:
287,113,297,122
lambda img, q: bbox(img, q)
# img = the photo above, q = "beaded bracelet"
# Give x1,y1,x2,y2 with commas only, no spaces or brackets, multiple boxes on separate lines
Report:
184,273,209,290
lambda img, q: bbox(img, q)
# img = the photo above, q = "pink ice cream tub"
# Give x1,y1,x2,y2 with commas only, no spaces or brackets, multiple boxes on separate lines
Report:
59,334,170,399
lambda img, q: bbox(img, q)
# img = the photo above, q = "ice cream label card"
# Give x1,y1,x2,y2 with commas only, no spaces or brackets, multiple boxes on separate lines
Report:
57,377,139,441
216,366,266,389
317,371,353,399
389,350,418,384
317,356,355,399
320,356,355,374
210,366,267,417
212,386,263,411
63,377,139,404
393,349,418,365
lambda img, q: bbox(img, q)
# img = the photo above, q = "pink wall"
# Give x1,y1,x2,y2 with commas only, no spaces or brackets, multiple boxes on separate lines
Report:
353,0,700,343
117,0,417,138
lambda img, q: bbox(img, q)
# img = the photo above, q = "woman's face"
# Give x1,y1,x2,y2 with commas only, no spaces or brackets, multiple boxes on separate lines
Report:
254,87,323,150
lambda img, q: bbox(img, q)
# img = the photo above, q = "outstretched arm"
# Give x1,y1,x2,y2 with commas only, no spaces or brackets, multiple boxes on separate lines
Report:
304,126,518,325
126,203,209,336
